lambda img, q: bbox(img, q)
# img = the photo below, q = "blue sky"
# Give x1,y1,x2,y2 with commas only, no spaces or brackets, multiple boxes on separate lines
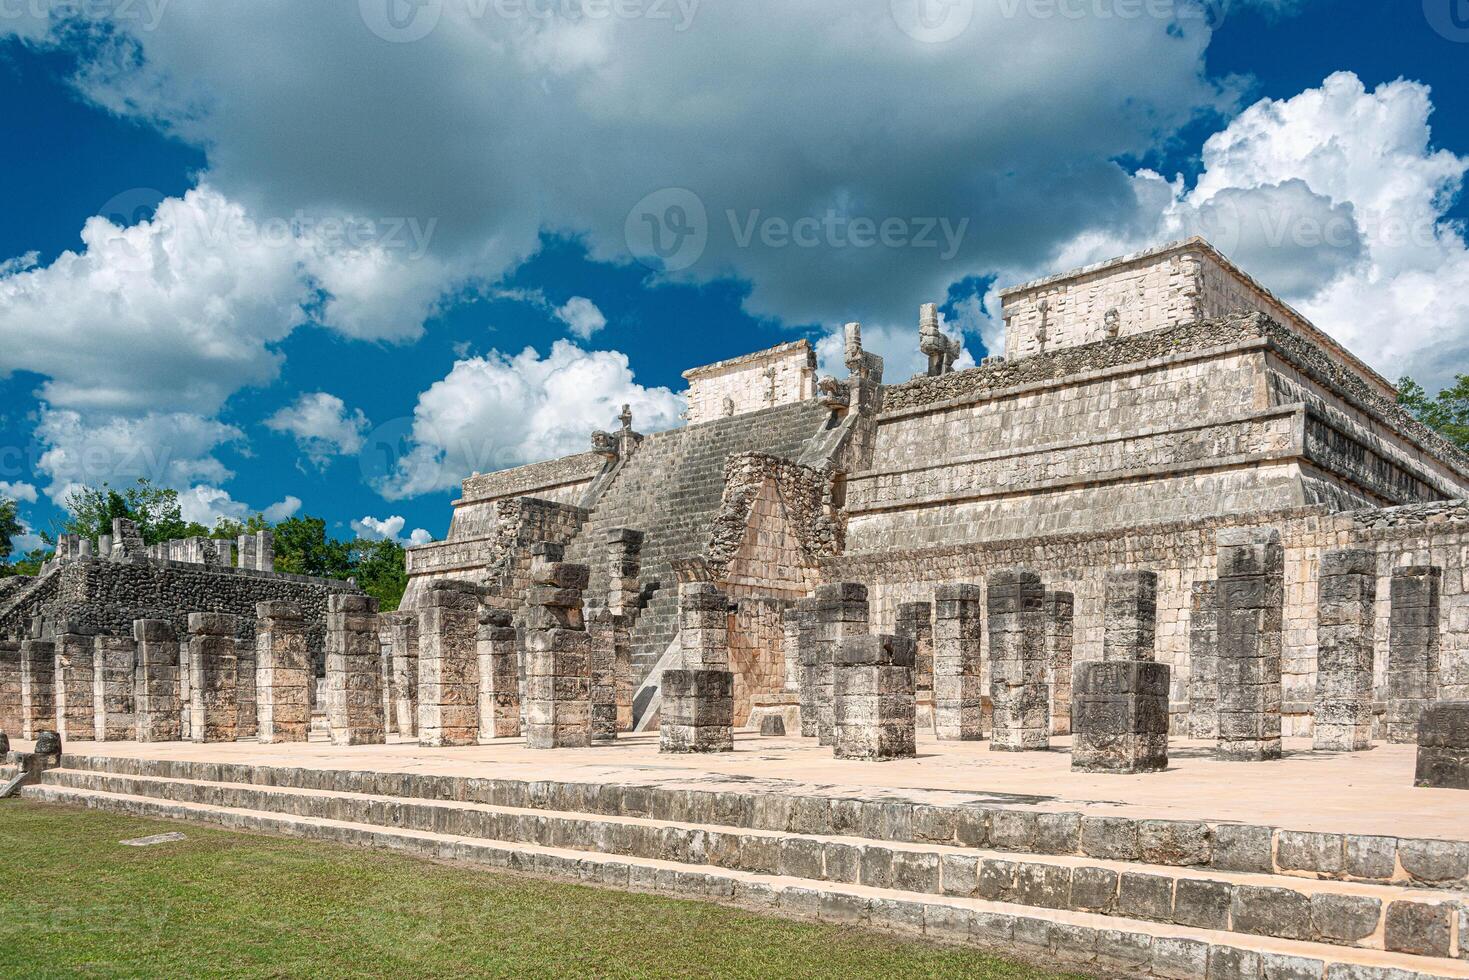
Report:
2,0,1468,551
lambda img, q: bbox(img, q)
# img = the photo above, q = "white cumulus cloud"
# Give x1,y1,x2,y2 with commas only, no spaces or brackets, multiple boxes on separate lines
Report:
555,296,608,340
0,481,38,504
352,514,432,546
265,392,371,468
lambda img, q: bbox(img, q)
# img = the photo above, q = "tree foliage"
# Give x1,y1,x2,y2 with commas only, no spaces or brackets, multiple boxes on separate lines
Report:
1399,375,1469,452
0,497,20,563
56,480,211,546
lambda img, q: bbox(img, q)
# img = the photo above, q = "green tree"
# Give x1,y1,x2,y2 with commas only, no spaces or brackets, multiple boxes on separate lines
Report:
352,538,410,611
211,513,272,541
0,497,21,564
272,516,356,579
1399,375,1469,452
57,479,209,546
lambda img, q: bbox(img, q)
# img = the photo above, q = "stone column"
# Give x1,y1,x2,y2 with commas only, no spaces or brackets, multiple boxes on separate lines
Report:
477,607,520,740
1044,590,1074,736
660,669,733,753
133,620,181,742
1103,570,1157,662
1072,659,1171,773
988,570,1050,751
255,530,275,572
0,639,20,736
1186,581,1219,739
325,594,385,746
20,630,56,740
179,629,193,741
811,583,868,745
1387,565,1441,744
380,631,396,736
1215,527,1284,762
587,609,620,743
1313,549,1377,751
679,583,730,669
605,528,645,618
895,601,934,693
523,544,592,749
834,633,916,761
382,612,419,738
417,580,480,747
1415,701,1469,789
54,619,97,743
188,613,239,743
256,601,310,744
791,597,820,737
237,533,257,571
92,634,137,741
613,613,633,732
235,637,258,739
933,584,983,741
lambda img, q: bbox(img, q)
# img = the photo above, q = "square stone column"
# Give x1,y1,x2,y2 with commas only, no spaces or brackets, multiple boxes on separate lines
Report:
587,610,620,743
92,634,137,741
834,633,916,761
1215,527,1284,761
256,602,309,744
54,620,97,743
523,546,592,749
0,639,21,736
1044,590,1074,736
1187,581,1219,739
605,528,645,618
679,582,731,669
382,612,419,739
1313,549,1377,751
237,533,257,571
933,584,983,741
660,669,733,753
613,613,633,733
235,637,258,739
134,620,181,743
20,633,56,740
812,583,868,746
477,607,520,741
1415,701,1469,789
1103,570,1157,662
895,601,934,693
417,581,480,747
188,613,239,743
988,570,1050,751
325,594,385,746
1388,565,1441,744
1072,659,1170,773
380,632,396,736
790,597,820,737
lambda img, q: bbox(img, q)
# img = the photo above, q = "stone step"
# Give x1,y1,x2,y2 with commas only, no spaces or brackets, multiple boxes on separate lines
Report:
21,782,1469,979
34,768,1469,961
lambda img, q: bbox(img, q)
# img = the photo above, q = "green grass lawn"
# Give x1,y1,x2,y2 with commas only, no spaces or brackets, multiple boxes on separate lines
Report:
0,800,1084,979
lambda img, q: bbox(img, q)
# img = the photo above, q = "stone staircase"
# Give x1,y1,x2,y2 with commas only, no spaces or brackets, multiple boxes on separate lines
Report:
566,399,834,683
21,753,1469,979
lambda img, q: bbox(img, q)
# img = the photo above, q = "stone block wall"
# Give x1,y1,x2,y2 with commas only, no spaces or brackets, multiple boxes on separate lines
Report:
682,340,817,425
726,595,789,727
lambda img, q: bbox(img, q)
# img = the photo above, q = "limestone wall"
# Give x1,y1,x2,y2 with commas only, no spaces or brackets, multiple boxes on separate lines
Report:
727,595,790,726
682,341,817,425
451,452,605,539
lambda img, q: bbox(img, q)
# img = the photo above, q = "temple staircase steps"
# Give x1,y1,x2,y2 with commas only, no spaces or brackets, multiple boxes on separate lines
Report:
20,753,1469,979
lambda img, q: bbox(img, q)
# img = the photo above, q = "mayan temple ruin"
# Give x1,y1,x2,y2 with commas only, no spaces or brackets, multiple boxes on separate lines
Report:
7,238,1469,977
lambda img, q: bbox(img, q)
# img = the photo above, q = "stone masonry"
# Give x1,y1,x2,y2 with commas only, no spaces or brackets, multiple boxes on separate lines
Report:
19,629,55,739
235,637,258,740
1044,590,1074,736
587,610,619,743
1215,528,1285,762
1313,549,1377,751
1073,569,1169,773
894,601,933,692
91,634,136,741
416,580,480,747
325,594,385,746
933,584,983,741
1103,570,1157,662
476,607,520,740
256,601,310,744
811,583,868,745
1187,581,1219,739
382,611,419,739
660,669,734,753
987,569,1049,751
188,613,239,743
678,582,731,670
54,619,96,743
1414,700,1469,789
133,620,180,743
790,597,819,737
523,544,592,750
1387,565,1442,744
833,633,916,760
0,639,20,736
